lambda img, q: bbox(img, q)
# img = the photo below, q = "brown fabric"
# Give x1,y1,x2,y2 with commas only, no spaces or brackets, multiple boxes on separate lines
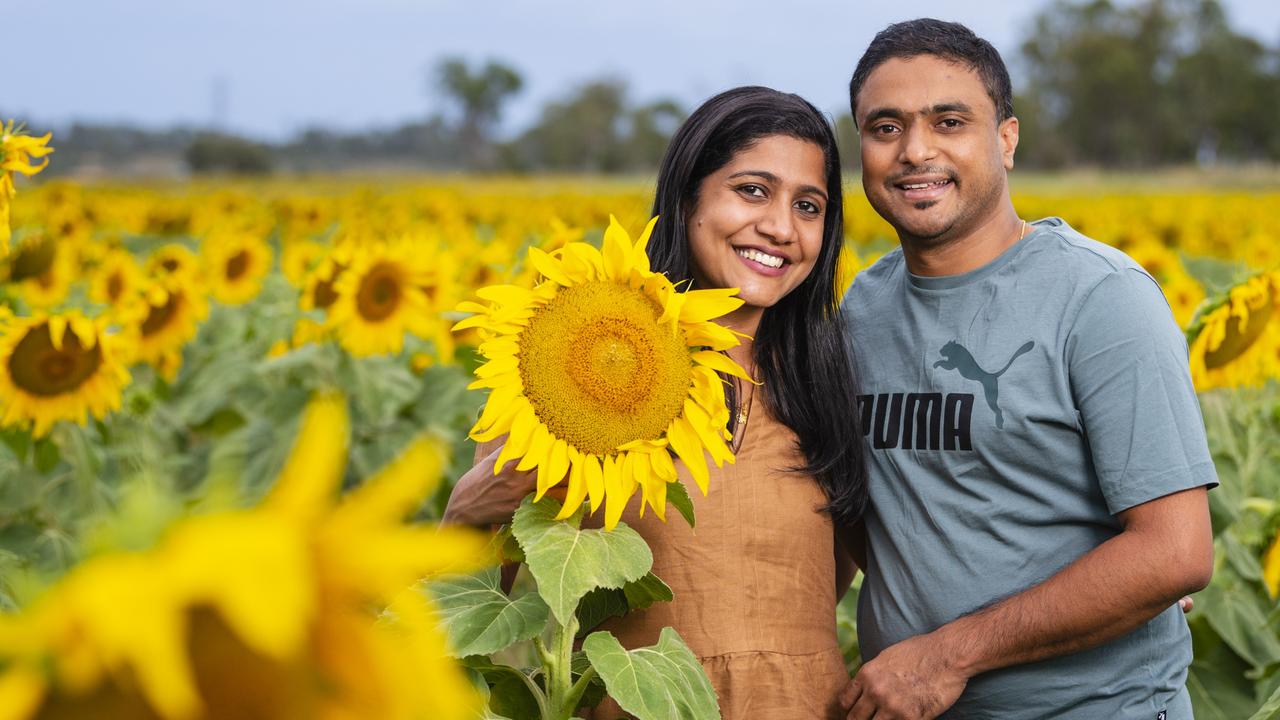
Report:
471,392,848,719
581,391,848,720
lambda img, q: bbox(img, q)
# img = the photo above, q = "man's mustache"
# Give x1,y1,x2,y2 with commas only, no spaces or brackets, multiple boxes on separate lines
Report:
885,166,959,188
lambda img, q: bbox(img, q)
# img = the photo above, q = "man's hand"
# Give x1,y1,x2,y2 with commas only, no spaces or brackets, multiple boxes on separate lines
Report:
840,633,967,720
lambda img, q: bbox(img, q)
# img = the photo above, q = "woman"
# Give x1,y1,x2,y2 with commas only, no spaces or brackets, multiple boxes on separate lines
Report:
445,86,868,719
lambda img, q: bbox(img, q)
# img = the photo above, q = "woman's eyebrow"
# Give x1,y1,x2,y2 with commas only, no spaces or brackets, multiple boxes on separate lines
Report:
727,170,827,202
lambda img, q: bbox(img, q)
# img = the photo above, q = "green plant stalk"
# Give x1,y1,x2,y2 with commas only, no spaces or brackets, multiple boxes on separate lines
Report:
541,611,581,720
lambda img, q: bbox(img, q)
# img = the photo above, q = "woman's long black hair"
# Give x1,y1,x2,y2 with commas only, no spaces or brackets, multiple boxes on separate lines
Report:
648,86,868,528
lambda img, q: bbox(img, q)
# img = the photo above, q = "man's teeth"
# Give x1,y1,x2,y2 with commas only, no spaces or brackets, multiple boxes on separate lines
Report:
736,248,785,269
901,180,950,189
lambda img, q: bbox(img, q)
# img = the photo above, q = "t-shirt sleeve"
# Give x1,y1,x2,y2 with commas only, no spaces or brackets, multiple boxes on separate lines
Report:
1066,268,1218,514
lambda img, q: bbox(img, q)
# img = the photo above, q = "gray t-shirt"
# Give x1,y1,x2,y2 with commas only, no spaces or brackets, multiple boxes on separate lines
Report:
842,217,1217,719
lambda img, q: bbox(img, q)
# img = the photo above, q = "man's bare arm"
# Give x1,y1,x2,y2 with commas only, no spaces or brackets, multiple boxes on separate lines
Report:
843,486,1213,719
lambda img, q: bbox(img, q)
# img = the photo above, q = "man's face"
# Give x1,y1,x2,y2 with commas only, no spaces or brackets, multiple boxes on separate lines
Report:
855,55,1018,243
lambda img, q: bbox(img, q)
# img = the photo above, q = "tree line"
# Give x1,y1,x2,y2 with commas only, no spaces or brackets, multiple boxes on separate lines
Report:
20,0,1280,176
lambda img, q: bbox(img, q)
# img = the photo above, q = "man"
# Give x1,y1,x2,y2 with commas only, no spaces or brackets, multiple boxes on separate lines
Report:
839,19,1217,720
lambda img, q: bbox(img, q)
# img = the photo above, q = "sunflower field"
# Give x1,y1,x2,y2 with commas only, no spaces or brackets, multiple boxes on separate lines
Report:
1,124,1279,717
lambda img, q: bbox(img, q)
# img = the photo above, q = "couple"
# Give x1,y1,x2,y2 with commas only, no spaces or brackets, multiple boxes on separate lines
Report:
446,19,1217,720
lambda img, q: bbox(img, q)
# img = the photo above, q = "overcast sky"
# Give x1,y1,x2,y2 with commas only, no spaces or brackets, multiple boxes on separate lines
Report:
5,0,1278,140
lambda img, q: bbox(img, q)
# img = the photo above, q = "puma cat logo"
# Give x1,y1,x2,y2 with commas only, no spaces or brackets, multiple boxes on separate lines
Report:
932,340,1035,429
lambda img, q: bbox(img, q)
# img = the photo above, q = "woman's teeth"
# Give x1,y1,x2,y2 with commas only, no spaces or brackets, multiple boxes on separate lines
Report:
736,248,784,268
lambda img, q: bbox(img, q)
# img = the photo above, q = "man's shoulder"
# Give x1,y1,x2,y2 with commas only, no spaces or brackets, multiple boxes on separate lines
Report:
1024,217,1143,276
843,247,904,304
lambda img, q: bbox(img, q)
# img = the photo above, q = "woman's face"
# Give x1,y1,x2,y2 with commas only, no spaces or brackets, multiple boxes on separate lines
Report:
687,134,829,319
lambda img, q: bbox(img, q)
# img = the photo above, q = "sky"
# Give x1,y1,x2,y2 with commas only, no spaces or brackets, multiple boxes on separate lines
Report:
5,0,1279,141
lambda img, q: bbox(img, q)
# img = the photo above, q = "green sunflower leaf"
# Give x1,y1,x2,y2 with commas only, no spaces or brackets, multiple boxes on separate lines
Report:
582,628,720,720
511,496,652,625
427,566,550,657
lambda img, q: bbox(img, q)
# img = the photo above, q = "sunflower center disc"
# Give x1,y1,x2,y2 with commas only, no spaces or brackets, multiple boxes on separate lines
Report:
225,251,250,280
518,282,692,456
9,324,104,397
1205,289,1273,369
357,264,402,322
142,295,181,337
107,273,124,302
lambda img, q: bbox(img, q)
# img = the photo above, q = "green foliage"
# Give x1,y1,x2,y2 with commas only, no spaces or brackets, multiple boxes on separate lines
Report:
185,132,274,175
430,567,550,658
448,496,717,719
582,628,721,720
511,496,652,626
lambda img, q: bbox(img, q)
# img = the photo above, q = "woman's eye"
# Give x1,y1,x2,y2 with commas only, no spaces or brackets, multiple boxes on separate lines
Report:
738,184,766,198
796,200,822,216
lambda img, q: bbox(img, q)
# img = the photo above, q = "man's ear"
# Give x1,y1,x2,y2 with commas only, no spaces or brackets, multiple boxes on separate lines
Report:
1000,116,1020,170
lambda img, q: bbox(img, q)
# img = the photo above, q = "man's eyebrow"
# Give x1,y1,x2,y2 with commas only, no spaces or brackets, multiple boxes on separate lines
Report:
727,170,828,202
862,102,976,124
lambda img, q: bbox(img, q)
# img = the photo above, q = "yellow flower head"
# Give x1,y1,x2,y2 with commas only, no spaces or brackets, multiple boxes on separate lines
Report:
327,238,437,357
0,393,489,720
128,276,210,381
0,311,131,437
202,231,273,305
455,215,751,530
1188,271,1280,392
1,121,54,257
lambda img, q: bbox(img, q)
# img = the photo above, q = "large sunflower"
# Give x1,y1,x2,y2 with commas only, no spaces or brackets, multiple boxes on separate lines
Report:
203,231,273,305
455,216,750,530
0,121,54,257
129,277,210,380
328,239,434,357
1188,271,1280,392
0,311,131,436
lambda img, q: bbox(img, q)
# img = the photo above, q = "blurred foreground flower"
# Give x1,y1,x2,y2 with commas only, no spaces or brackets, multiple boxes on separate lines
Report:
455,216,751,530
0,393,491,720
0,121,54,257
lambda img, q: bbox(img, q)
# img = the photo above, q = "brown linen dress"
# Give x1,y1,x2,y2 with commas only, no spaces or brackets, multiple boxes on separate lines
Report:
478,389,850,720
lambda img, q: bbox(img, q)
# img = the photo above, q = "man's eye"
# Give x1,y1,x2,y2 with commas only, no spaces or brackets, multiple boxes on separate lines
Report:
939,118,964,130
873,124,900,136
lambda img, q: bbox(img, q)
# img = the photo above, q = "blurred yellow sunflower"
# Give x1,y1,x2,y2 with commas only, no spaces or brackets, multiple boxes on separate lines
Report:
1188,271,1280,392
0,393,489,720
144,243,200,282
6,235,76,310
329,240,434,357
1161,270,1206,329
300,250,350,314
130,277,210,380
281,239,325,287
0,121,54,257
1263,529,1280,599
455,215,750,530
203,232,273,305
0,311,131,436
88,249,147,322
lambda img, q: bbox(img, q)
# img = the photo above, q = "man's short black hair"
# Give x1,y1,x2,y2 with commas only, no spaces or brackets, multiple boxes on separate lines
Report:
849,19,1014,122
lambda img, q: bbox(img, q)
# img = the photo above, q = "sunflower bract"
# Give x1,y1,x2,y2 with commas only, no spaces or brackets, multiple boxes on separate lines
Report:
456,215,752,530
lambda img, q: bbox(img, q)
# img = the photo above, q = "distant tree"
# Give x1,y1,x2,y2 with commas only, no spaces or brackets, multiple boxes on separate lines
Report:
1018,0,1280,166
185,133,273,175
505,79,685,173
434,58,524,169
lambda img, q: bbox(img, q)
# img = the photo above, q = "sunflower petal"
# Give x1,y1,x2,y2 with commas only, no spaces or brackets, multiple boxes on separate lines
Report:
679,288,744,323
584,453,605,513
667,416,710,496
554,451,589,520
528,247,574,287
517,423,552,473
602,216,633,281
692,350,757,383
534,437,570,501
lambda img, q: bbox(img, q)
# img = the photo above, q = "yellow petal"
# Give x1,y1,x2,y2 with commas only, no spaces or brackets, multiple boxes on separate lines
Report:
692,350,757,383
477,284,535,306
528,247,574,287
584,453,605,513
47,315,67,351
336,434,450,527
1264,531,1280,599
534,437,570,502
679,288,744,323
601,215,632,281
602,455,628,531
554,451,589,520
517,423,552,473
268,393,349,521
495,404,537,471
0,667,46,720
667,416,710,495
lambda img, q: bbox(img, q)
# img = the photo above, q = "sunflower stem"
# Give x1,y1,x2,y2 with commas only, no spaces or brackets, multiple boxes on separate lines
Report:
540,611,580,720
